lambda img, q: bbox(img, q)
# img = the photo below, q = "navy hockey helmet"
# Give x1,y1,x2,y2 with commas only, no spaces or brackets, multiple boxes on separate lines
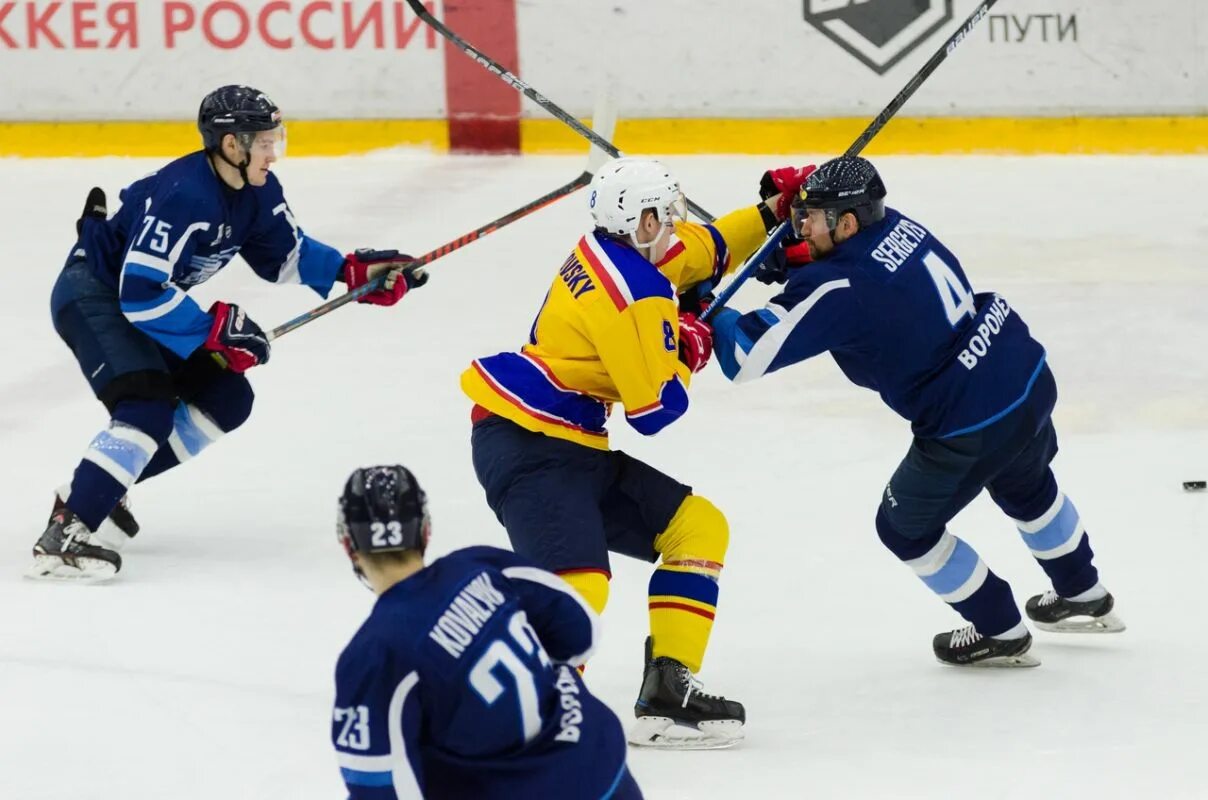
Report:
790,156,887,238
337,465,431,574
198,85,282,151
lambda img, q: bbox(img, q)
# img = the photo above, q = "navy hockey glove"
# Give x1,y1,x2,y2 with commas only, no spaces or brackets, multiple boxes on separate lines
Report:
344,249,429,307
204,302,270,373
678,312,714,373
755,238,813,285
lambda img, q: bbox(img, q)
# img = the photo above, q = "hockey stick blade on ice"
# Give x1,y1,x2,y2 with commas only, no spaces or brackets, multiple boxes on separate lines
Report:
702,0,1002,321
264,94,618,342
403,0,715,223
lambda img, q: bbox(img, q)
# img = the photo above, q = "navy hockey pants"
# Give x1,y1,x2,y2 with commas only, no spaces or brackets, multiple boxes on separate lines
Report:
470,415,691,574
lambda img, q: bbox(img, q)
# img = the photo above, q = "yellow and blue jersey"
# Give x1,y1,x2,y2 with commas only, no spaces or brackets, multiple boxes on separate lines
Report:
461,206,769,449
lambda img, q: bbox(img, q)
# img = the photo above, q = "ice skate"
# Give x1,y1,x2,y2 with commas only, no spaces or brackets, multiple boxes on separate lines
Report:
1026,590,1125,633
628,637,745,750
933,625,1039,668
28,504,121,582
54,485,139,551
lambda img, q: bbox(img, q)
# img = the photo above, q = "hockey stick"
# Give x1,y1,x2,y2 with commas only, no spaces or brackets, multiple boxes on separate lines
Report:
403,0,716,223
265,96,618,342
701,0,1000,321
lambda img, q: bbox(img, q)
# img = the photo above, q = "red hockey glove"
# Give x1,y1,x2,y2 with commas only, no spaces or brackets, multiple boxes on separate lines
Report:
677,312,714,374
344,249,429,306
204,302,270,373
760,165,817,221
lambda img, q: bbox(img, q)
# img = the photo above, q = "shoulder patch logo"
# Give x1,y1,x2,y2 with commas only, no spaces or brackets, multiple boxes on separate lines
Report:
802,0,954,75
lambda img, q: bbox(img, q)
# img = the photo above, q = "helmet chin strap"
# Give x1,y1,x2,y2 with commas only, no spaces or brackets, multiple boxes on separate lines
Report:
213,144,251,188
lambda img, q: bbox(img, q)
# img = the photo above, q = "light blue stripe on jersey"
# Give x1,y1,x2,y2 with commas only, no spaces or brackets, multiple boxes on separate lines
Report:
755,308,779,328
122,260,171,284
1020,496,1079,553
939,355,1047,438
339,767,393,787
920,537,981,596
121,287,178,313
130,297,212,358
298,234,346,294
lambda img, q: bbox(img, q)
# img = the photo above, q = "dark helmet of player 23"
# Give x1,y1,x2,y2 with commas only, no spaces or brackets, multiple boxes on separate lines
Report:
792,156,887,233
337,466,431,563
197,85,281,151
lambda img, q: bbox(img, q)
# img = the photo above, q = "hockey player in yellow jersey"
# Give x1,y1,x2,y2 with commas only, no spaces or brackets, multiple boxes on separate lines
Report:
462,157,814,748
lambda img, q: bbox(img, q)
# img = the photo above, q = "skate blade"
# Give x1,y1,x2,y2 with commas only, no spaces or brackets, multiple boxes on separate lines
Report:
25,554,118,584
938,652,1041,668
1034,612,1126,634
627,716,744,750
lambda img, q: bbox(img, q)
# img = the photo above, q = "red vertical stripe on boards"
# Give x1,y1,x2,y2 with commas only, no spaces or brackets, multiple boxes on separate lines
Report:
441,0,521,153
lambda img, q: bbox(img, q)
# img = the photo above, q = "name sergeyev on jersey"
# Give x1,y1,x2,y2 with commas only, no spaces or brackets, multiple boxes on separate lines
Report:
871,216,930,271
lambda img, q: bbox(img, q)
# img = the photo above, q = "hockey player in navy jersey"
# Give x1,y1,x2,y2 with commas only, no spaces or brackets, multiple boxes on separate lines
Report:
710,157,1124,666
331,465,641,799
29,86,427,582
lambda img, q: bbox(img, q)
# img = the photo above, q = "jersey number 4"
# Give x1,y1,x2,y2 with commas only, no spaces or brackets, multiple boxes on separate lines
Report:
468,610,552,744
923,250,975,328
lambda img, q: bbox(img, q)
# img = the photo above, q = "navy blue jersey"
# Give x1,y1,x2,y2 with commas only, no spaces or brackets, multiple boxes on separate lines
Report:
713,208,1050,438
66,151,344,358
332,546,631,800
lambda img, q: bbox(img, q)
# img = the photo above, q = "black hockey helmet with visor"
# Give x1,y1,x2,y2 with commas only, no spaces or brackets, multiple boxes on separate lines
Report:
790,156,886,239
337,465,431,584
198,85,286,181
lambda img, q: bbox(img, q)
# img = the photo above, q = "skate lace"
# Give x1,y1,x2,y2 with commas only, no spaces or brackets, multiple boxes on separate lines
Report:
1038,590,1060,607
678,668,719,708
59,519,91,552
950,625,983,648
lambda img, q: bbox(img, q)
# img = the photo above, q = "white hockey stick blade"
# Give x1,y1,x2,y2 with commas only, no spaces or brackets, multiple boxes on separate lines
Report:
585,86,618,175
627,716,745,750
1035,612,1126,634
26,554,118,584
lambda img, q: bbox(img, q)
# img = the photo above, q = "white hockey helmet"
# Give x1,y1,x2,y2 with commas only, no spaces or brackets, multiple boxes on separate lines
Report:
588,158,686,239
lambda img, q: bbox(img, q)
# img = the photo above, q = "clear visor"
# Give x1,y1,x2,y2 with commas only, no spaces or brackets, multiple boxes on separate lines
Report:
790,199,810,238
662,192,688,226
241,125,287,159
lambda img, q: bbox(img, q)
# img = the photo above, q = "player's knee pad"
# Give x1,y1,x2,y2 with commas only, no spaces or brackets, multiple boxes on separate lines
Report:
557,569,610,615
876,505,943,561
653,494,728,576
192,374,255,432
98,370,176,415
166,396,245,465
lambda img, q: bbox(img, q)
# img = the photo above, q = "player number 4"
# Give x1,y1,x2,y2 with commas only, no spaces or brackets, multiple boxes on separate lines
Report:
922,250,975,327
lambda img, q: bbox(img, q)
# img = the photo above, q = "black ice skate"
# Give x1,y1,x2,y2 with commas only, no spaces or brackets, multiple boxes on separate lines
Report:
628,637,745,749
933,625,1039,668
1026,590,1125,633
53,486,139,551
29,505,122,582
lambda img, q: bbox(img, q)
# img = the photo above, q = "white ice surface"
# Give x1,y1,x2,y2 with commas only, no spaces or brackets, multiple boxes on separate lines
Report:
1,152,1206,800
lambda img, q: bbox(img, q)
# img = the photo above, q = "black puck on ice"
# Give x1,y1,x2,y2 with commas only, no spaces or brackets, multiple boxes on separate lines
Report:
1184,480,1207,491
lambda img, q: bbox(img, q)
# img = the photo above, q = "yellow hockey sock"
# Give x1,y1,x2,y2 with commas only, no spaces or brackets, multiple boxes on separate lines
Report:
557,568,611,615
648,494,728,673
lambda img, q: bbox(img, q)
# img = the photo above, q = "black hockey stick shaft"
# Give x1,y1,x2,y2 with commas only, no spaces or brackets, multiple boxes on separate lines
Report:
403,0,716,223
268,171,592,341
703,0,1001,321
844,0,999,158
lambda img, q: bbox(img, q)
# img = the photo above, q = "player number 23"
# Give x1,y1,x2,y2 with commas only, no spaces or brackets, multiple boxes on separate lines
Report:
370,520,404,547
333,705,371,751
468,610,552,743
